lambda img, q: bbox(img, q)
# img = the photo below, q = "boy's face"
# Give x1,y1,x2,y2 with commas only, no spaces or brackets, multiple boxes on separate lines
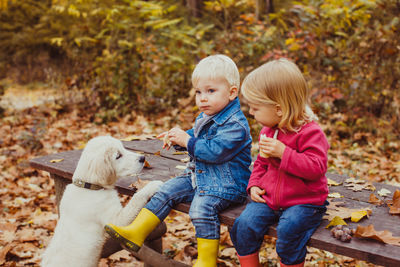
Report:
248,101,282,128
194,77,237,116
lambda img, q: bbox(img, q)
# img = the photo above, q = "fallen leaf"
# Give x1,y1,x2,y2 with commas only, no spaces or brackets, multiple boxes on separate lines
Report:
377,188,391,197
345,178,365,184
324,201,358,221
180,157,190,163
389,189,400,215
364,182,376,191
328,192,343,198
144,160,151,168
173,151,188,155
368,194,383,205
175,165,186,170
354,224,400,246
50,158,64,163
326,216,347,228
351,209,371,222
328,178,341,186
108,249,131,261
344,183,365,192
0,243,14,265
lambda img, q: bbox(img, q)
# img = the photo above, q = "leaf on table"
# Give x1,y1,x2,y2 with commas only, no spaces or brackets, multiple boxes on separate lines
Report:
389,189,400,215
49,158,64,163
351,208,372,222
345,177,365,184
377,188,391,197
364,182,376,191
326,216,347,228
354,224,400,246
175,165,186,170
180,157,190,163
344,183,365,192
144,160,151,168
368,193,383,205
328,192,343,198
328,178,341,186
154,150,161,156
324,201,357,220
344,177,374,192
173,151,188,155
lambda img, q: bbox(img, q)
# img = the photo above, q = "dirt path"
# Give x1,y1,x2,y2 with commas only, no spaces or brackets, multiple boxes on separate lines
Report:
0,82,59,110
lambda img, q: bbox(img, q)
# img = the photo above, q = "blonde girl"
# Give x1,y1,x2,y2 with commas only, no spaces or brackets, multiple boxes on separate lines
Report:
230,58,329,267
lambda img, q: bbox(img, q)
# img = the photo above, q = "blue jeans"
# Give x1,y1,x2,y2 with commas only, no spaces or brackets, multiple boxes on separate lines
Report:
145,174,233,239
230,201,327,265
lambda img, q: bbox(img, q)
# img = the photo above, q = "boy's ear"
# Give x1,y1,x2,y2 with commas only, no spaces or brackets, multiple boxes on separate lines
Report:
276,105,283,117
229,86,238,101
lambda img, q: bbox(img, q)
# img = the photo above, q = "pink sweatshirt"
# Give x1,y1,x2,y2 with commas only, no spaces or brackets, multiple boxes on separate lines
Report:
248,121,329,210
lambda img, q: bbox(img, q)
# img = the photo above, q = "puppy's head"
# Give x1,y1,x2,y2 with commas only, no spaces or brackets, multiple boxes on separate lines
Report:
73,136,145,188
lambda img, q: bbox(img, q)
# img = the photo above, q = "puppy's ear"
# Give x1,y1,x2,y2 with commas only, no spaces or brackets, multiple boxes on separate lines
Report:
94,147,117,186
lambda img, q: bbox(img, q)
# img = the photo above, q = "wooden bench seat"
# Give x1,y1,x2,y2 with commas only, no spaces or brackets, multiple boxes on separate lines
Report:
30,139,400,267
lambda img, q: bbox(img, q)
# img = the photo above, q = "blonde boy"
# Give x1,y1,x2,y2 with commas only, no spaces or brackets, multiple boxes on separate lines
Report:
105,55,252,267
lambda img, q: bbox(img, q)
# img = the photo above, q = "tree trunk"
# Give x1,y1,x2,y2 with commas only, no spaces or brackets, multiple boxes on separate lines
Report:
186,0,202,18
255,0,274,20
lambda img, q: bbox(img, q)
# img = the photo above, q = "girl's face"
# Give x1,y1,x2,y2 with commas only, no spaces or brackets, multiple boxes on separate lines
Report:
194,77,237,116
248,102,282,128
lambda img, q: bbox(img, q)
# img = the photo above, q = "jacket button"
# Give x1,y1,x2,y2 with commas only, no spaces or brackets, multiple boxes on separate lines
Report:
197,170,203,173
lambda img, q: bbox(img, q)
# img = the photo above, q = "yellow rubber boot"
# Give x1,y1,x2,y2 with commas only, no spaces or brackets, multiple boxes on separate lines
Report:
104,208,160,252
193,238,219,267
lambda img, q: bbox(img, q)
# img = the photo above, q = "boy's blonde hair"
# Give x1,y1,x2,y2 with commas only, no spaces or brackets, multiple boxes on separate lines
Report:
192,54,240,88
241,58,317,132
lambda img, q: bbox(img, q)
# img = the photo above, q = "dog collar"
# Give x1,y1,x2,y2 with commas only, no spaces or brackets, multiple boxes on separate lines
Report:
73,179,104,190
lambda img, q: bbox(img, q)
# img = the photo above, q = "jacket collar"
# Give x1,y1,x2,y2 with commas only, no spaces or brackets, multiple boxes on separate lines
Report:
199,97,241,126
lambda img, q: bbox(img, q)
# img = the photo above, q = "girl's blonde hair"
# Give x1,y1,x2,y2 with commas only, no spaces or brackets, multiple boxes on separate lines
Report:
241,58,317,132
192,54,240,88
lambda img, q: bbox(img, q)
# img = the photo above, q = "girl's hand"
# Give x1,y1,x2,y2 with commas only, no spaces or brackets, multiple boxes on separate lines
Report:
259,137,286,159
250,186,266,203
166,127,190,149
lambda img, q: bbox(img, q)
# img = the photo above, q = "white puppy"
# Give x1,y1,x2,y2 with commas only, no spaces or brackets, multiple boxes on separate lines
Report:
41,136,163,267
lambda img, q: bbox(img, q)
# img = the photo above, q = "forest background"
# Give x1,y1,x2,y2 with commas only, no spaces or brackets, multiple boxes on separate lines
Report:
0,0,400,266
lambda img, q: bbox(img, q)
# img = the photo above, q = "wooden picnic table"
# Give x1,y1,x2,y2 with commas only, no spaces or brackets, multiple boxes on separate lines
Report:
30,139,400,267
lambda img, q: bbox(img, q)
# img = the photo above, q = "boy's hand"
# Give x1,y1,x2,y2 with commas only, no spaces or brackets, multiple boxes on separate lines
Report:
165,127,190,149
259,137,286,159
250,186,266,203
157,131,172,149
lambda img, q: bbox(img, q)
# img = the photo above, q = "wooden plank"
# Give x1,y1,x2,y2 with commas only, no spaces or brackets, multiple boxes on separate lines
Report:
29,141,400,267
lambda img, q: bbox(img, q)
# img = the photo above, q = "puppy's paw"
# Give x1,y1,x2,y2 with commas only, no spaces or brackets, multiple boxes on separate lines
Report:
141,180,164,197
146,180,164,191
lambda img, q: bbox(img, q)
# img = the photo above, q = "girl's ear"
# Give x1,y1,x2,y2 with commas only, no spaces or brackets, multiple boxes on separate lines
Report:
276,105,283,117
229,86,238,101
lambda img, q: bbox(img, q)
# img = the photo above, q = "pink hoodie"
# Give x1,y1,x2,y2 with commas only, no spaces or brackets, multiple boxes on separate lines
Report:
247,121,329,210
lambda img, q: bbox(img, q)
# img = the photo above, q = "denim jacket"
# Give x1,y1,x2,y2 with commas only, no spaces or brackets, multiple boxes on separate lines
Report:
185,97,252,203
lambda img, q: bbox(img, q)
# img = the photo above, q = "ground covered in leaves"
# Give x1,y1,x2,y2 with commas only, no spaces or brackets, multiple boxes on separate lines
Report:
1,86,399,266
